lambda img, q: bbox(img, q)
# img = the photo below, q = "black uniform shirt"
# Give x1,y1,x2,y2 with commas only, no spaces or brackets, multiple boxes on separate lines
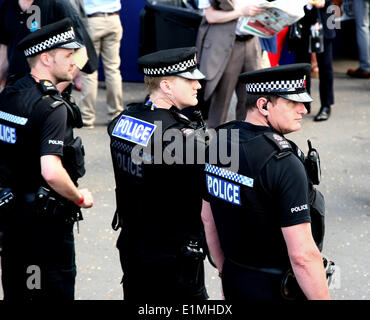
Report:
204,121,311,268
0,74,67,192
0,0,87,78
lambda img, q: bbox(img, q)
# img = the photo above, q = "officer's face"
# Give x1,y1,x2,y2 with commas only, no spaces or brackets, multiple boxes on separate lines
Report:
48,48,76,83
167,77,201,109
267,97,307,134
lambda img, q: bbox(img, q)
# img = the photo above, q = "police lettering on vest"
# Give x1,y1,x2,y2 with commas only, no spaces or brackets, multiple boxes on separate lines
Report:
206,174,241,205
112,149,143,178
112,115,156,147
205,164,255,206
0,124,17,144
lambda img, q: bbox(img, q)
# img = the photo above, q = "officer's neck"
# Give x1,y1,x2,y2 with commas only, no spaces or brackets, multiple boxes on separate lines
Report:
148,93,174,110
245,109,269,127
30,68,56,86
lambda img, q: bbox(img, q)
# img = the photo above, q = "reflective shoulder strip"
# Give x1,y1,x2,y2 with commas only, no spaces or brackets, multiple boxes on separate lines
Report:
205,163,254,188
0,111,28,126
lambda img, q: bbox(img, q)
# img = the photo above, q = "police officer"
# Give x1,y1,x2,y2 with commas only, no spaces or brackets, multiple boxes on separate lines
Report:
108,47,209,300
201,64,331,300
0,18,93,300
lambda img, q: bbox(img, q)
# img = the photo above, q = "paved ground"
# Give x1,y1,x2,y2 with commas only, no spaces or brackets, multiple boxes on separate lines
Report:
0,58,369,300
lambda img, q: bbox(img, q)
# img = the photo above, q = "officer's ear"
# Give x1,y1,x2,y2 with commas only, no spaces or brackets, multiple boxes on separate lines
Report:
159,78,172,95
39,51,54,68
256,97,269,116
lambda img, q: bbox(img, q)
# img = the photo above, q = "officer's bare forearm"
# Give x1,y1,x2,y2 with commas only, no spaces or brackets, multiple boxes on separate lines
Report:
290,250,331,300
201,200,225,271
282,223,330,300
41,154,82,203
0,45,9,82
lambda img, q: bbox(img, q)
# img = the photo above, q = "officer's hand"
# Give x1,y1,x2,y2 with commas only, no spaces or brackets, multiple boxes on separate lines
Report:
77,188,94,209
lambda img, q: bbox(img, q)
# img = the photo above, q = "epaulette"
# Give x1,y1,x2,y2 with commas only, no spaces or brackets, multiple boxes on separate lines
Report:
263,132,293,153
39,80,59,94
39,95,65,109
38,80,66,109
286,138,305,163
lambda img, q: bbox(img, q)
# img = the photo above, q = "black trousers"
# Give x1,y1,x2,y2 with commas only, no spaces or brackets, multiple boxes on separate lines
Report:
118,241,208,301
294,38,334,108
222,259,286,301
1,203,76,301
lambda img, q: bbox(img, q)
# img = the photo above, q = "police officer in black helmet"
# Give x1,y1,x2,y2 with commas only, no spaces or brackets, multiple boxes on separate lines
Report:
108,47,209,300
0,18,93,300
202,64,331,300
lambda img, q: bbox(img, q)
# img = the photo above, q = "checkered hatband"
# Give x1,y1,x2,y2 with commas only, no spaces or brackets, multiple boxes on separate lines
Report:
24,29,76,57
245,78,306,93
143,55,197,76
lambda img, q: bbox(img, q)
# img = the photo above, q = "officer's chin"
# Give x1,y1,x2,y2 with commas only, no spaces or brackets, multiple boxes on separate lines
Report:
56,75,73,84
289,124,302,134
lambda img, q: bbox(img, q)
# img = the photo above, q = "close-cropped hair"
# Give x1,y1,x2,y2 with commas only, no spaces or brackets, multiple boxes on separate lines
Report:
245,94,279,112
26,49,57,68
26,55,40,69
144,75,165,94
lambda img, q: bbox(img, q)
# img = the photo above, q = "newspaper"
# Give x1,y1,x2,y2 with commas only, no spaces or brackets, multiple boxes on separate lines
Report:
237,0,309,38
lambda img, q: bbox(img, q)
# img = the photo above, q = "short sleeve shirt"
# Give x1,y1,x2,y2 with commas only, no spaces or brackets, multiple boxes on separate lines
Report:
261,150,311,227
39,104,67,157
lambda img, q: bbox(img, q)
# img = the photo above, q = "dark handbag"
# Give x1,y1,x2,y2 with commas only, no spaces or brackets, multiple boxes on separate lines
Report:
287,20,303,52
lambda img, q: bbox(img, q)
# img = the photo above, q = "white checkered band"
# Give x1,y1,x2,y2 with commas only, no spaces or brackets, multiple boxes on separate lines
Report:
0,111,28,126
111,139,153,163
246,78,306,93
143,57,197,76
205,164,254,188
24,29,76,57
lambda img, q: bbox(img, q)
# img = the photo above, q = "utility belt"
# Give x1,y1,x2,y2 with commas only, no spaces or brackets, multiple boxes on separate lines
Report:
27,187,83,223
0,187,15,255
177,240,206,288
1,187,83,223
227,256,336,300
0,187,15,212
227,258,285,275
